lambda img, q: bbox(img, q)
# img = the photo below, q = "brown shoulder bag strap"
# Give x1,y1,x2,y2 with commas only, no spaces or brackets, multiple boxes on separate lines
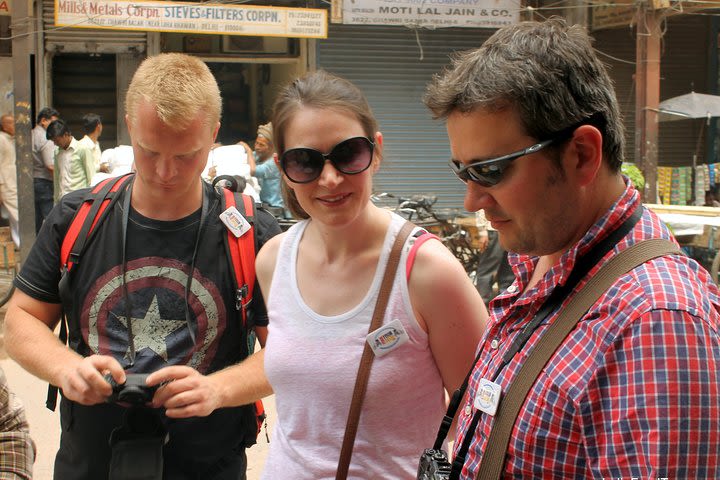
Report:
336,220,416,480
475,238,681,480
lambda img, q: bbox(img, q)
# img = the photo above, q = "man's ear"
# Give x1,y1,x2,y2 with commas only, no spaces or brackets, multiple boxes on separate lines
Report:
212,122,220,142
125,114,131,134
568,125,603,186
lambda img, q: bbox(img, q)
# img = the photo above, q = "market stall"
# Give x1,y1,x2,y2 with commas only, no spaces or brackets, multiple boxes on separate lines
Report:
646,203,720,284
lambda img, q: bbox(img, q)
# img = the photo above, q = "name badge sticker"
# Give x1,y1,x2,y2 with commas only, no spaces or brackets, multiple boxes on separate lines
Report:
220,206,252,238
366,319,410,357
473,378,502,416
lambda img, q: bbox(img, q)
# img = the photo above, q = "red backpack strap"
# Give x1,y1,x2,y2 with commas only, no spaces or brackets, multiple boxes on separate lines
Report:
60,173,134,272
49,173,133,412
221,189,256,327
219,189,267,440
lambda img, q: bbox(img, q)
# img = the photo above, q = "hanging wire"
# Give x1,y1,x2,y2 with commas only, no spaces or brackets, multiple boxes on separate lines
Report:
413,26,424,61
595,48,636,65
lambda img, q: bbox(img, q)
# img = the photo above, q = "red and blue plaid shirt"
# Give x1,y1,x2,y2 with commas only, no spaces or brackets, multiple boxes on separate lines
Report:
454,182,720,479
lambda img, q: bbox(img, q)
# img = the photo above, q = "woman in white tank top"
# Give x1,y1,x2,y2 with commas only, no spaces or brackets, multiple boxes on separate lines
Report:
184,70,488,478
258,70,488,479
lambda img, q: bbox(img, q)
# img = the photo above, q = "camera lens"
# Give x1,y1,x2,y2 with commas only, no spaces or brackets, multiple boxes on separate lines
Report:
118,386,151,405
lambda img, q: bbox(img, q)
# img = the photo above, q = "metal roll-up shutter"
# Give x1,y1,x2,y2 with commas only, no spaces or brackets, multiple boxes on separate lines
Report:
43,0,146,53
594,15,709,168
318,24,492,211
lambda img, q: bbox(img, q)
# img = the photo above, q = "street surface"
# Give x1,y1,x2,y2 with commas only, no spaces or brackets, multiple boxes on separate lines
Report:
0,299,275,480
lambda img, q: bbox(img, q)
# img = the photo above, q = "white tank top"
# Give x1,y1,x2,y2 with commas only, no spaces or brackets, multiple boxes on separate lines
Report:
262,213,446,479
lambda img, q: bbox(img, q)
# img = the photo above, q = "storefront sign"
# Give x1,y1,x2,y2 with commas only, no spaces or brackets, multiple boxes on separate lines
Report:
2,0,34,17
341,0,519,29
54,0,327,38
592,0,720,31
591,0,635,30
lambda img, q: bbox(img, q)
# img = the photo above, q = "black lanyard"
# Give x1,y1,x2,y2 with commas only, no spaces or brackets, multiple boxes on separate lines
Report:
119,179,209,367
443,205,643,479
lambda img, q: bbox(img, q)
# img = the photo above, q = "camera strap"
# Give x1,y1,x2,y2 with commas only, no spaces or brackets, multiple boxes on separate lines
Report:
336,220,415,480
119,178,209,367
109,407,168,480
442,205,645,479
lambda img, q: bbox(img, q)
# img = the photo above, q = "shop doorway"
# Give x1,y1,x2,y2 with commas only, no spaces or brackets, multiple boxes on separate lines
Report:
51,54,117,148
207,62,288,147
208,62,251,146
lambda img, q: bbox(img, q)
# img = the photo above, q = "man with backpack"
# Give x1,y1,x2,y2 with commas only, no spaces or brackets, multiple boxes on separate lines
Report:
4,53,280,479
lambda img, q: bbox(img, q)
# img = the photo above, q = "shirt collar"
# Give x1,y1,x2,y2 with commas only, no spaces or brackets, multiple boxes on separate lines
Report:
67,137,79,152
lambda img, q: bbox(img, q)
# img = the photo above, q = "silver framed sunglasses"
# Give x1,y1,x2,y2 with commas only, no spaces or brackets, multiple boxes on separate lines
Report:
449,115,601,187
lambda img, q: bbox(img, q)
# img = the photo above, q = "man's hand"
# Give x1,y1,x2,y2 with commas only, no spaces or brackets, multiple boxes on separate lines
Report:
147,366,221,418
58,355,125,405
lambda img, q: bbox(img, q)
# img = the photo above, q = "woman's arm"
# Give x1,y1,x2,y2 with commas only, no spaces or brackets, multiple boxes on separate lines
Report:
408,238,488,393
148,233,286,417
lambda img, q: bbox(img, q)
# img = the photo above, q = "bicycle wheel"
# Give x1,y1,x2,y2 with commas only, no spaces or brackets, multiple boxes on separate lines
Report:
0,268,15,308
0,240,16,308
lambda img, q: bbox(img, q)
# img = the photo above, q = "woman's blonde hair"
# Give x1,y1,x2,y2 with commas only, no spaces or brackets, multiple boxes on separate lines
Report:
125,53,221,130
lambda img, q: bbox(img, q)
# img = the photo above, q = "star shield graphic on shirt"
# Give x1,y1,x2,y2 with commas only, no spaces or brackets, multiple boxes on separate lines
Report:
113,295,186,361
80,257,227,372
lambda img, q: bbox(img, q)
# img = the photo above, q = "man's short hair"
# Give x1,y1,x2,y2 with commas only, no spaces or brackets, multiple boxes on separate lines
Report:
125,53,221,130
37,107,60,124
424,17,625,172
46,119,71,140
82,113,102,135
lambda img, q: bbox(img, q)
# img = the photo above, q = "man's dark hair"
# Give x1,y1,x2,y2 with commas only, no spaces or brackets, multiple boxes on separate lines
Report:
82,113,102,135
46,119,71,140
37,107,60,124
424,17,625,172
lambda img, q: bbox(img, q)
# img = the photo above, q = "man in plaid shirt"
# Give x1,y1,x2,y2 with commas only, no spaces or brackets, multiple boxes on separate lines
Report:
0,366,34,479
424,18,720,479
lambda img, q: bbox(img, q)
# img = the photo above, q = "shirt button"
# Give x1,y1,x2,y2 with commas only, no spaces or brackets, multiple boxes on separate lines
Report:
464,405,472,415
506,284,517,293
490,339,500,349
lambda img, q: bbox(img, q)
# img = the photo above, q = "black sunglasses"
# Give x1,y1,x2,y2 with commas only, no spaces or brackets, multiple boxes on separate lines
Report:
449,119,592,187
280,136,375,184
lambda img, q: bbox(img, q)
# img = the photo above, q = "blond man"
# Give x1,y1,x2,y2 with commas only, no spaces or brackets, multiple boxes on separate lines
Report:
5,53,280,480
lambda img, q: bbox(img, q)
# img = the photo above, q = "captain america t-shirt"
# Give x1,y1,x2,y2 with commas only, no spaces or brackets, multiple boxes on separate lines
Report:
17,181,272,375
14,180,279,478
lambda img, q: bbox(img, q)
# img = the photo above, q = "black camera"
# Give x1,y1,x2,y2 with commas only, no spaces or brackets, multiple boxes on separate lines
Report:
105,373,158,405
417,448,452,480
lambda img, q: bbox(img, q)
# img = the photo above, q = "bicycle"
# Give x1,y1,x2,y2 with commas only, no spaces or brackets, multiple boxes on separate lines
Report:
0,241,16,308
371,192,481,275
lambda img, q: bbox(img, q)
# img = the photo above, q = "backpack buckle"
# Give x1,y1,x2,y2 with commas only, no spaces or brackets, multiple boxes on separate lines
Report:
235,284,249,311
68,252,81,267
